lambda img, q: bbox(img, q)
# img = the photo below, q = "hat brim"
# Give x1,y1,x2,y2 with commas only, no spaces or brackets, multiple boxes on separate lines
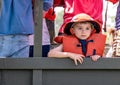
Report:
64,21,101,35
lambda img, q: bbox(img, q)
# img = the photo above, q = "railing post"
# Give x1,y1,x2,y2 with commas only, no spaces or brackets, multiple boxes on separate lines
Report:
33,0,43,85
34,0,42,57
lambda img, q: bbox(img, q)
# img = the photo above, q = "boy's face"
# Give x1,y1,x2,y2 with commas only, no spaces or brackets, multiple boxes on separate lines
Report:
72,22,93,40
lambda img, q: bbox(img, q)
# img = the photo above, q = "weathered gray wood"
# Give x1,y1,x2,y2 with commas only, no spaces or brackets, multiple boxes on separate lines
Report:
0,58,120,85
43,69,120,85
0,58,120,69
0,70,32,85
33,0,43,85
34,0,42,57
33,70,42,85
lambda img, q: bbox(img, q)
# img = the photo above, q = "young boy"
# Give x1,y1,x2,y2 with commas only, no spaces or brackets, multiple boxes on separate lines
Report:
48,13,106,65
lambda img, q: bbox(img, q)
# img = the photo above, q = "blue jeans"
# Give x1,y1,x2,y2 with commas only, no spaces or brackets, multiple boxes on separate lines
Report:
29,45,50,57
0,35,29,58
42,45,50,57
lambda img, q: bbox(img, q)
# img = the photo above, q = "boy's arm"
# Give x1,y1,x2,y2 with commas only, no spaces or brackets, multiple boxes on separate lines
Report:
48,44,67,58
48,44,84,65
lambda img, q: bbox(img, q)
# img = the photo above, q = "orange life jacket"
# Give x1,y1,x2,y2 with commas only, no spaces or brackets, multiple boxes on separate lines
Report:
54,34,106,57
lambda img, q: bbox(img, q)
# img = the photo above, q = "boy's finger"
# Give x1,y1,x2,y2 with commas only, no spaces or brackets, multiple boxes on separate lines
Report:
77,58,83,64
74,59,78,65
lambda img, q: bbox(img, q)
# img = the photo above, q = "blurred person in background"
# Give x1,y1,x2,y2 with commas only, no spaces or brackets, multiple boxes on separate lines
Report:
54,0,103,35
0,0,34,58
106,0,120,57
29,0,56,57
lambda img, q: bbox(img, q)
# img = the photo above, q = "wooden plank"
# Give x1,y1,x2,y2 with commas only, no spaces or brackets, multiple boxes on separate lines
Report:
33,70,42,85
33,0,43,85
43,69,120,85
0,58,120,69
33,0,42,57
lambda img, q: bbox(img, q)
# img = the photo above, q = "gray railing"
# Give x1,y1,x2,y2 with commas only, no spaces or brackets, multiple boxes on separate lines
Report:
0,58,120,85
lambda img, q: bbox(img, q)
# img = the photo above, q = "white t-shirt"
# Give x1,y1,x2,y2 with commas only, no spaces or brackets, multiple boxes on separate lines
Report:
29,18,50,45
42,18,50,45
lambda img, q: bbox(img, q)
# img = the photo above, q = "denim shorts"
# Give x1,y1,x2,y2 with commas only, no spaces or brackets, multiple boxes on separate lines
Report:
0,35,29,58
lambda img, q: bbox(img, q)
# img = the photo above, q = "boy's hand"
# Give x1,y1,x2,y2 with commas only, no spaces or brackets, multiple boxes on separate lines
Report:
90,55,101,61
68,53,85,65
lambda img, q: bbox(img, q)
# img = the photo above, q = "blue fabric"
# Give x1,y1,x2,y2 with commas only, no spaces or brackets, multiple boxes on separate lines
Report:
29,45,34,57
43,0,53,11
79,40,87,56
29,45,50,57
0,0,34,34
115,1,120,30
79,39,95,56
0,35,29,58
42,45,50,57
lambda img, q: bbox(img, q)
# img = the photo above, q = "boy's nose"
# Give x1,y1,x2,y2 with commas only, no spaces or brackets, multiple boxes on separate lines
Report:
81,29,86,32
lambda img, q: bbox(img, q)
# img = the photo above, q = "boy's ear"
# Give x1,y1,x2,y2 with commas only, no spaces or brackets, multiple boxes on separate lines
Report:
92,28,96,33
70,28,74,35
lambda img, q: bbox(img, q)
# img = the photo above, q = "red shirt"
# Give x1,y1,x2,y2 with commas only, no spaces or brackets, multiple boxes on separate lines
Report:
106,0,118,4
54,0,103,33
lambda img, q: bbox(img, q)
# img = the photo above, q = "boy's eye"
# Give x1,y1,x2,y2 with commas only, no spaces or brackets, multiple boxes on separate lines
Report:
86,27,90,30
78,28,82,30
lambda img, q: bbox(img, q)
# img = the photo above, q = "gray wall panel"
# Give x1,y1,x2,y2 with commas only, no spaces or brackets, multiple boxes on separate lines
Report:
43,70,120,85
0,70,32,85
0,58,120,85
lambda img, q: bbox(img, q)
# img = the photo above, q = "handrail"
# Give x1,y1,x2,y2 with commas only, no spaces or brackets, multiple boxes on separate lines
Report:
0,58,120,69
